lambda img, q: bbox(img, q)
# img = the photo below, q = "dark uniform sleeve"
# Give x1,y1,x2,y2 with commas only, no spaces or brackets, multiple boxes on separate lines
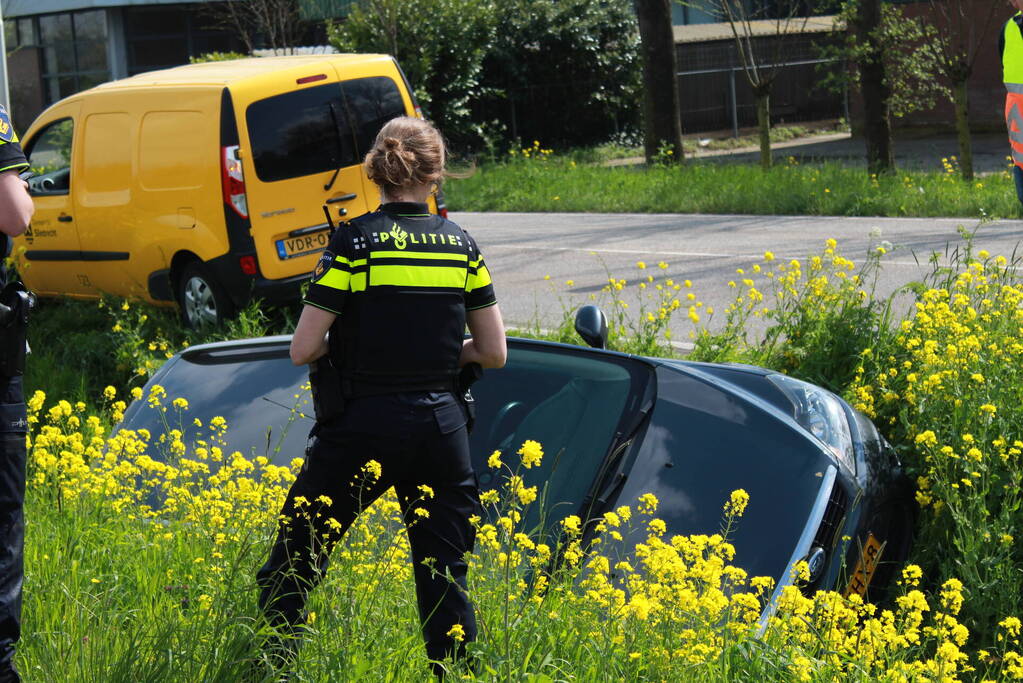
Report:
303,226,359,315
463,232,497,311
0,106,28,175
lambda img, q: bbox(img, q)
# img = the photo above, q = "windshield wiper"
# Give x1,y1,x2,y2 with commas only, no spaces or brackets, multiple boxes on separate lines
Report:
323,101,346,191
579,376,657,521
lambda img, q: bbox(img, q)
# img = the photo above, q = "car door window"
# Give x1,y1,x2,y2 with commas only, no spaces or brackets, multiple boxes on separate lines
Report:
26,118,73,195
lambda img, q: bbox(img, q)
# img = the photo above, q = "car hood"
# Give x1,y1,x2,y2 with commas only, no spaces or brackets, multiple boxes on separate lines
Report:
614,363,837,586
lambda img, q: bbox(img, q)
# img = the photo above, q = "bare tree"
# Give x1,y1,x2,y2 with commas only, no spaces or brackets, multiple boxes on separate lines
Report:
919,0,1000,180
201,0,307,54
635,0,684,164
682,0,816,169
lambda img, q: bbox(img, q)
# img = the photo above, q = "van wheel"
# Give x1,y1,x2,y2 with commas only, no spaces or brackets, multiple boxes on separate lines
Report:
178,262,233,329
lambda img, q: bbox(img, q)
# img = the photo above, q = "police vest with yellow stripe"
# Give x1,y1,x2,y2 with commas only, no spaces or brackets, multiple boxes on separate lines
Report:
327,210,486,394
1004,12,1023,169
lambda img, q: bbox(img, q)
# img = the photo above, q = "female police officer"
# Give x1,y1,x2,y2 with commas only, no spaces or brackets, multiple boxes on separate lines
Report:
255,116,506,676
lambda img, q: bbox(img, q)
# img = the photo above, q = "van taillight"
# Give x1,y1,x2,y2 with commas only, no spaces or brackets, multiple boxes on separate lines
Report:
239,255,258,275
221,145,248,218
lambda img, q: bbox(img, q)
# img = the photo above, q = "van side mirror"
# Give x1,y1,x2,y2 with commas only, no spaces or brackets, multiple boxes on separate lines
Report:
575,305,608,349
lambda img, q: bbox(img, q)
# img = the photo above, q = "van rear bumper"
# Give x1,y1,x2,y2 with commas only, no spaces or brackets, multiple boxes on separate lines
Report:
250,272,309,305
205,253,308,308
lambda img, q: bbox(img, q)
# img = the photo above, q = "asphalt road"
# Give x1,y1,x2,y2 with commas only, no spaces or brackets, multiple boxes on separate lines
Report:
452,211,1023,346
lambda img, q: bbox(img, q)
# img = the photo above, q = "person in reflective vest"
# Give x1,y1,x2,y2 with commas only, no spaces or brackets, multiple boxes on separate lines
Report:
1001,1,1023,207
255,115,506,678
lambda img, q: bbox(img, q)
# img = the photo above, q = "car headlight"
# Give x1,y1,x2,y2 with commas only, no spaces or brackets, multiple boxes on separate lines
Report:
768,374,855,474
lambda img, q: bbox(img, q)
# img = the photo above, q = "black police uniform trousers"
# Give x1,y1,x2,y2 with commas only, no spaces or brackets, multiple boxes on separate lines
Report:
0,374,25,682
256,390,480,672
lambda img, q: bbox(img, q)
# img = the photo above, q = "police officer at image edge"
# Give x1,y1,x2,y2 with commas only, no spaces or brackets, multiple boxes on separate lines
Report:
0,102,37,683
1001,0,1023,207
254,116,506,678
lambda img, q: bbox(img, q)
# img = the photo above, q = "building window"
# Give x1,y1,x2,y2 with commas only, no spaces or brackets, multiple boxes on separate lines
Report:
124,5,242,75
25,10,111,105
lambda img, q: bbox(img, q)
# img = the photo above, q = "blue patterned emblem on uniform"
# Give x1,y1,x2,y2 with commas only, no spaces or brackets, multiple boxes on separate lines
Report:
313,250,333,281
0,105,15,143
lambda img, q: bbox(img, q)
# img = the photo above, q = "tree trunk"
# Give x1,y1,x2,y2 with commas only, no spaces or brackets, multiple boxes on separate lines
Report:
756,90,771,169
952,78,974,181
635,0,684,165
850,0,893,174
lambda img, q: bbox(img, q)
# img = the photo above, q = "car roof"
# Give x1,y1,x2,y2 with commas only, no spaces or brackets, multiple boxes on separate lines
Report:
89,54,395,91
178,334,662,366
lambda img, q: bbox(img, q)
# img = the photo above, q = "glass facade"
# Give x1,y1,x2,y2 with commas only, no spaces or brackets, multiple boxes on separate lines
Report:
4,4,244,125
124,5,242,75
36,10,109,104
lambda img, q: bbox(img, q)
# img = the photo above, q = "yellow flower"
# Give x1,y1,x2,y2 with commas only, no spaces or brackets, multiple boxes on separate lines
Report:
446,623,466,642
517,440,543,469
103,386,116,401
487,450,503,469
724,489,750,517
637,492,658,514
1001,616,1022,638
361,460,382,480
636,261,647,269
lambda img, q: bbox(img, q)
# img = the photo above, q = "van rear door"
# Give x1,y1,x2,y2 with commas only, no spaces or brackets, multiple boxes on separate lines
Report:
237,61,415,282
238,73,367,282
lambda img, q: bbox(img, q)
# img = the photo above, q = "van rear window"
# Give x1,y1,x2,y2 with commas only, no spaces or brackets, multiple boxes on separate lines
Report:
341,77,407,157
246,83,357,183
245,76,407,184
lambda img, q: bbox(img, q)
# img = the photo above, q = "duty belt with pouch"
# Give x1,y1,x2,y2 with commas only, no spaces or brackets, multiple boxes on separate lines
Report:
0,281,33,377
458,363,483,434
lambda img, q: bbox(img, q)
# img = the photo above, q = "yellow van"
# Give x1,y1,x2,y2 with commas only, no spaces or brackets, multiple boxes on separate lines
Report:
15,54,441,327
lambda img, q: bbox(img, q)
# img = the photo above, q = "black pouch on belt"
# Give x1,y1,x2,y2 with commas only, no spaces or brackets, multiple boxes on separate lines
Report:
458,363,483,434
309,356,345,423
0,282,32,377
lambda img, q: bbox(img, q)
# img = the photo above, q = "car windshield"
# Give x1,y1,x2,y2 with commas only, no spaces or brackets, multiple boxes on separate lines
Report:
468,343,651,530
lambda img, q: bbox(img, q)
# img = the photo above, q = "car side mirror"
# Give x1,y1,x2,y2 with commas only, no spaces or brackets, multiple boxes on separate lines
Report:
574,305,608,349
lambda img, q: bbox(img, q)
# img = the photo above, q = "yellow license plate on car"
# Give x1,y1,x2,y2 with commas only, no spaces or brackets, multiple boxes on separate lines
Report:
276,230,330,260
845,533,884,597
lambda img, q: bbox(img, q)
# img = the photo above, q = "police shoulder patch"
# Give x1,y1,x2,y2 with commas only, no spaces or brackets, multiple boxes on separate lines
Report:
312,250,334,281
0,105,15,143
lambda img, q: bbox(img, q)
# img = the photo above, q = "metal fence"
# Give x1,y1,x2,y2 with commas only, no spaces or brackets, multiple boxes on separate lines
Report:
676,32,847,135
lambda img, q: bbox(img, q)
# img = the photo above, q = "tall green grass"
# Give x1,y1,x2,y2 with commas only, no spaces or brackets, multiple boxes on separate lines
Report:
446,155,1018,218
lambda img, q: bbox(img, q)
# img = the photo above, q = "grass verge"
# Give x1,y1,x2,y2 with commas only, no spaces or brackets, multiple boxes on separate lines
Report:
445,154,1018,219
18,227,1023,679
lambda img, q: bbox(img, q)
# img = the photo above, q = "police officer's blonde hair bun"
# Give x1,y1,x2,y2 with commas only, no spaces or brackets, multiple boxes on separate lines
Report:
365,117,446,193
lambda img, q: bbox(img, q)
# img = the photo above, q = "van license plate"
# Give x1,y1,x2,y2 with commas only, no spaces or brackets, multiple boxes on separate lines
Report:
277,230,330,260
844,533,884,597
